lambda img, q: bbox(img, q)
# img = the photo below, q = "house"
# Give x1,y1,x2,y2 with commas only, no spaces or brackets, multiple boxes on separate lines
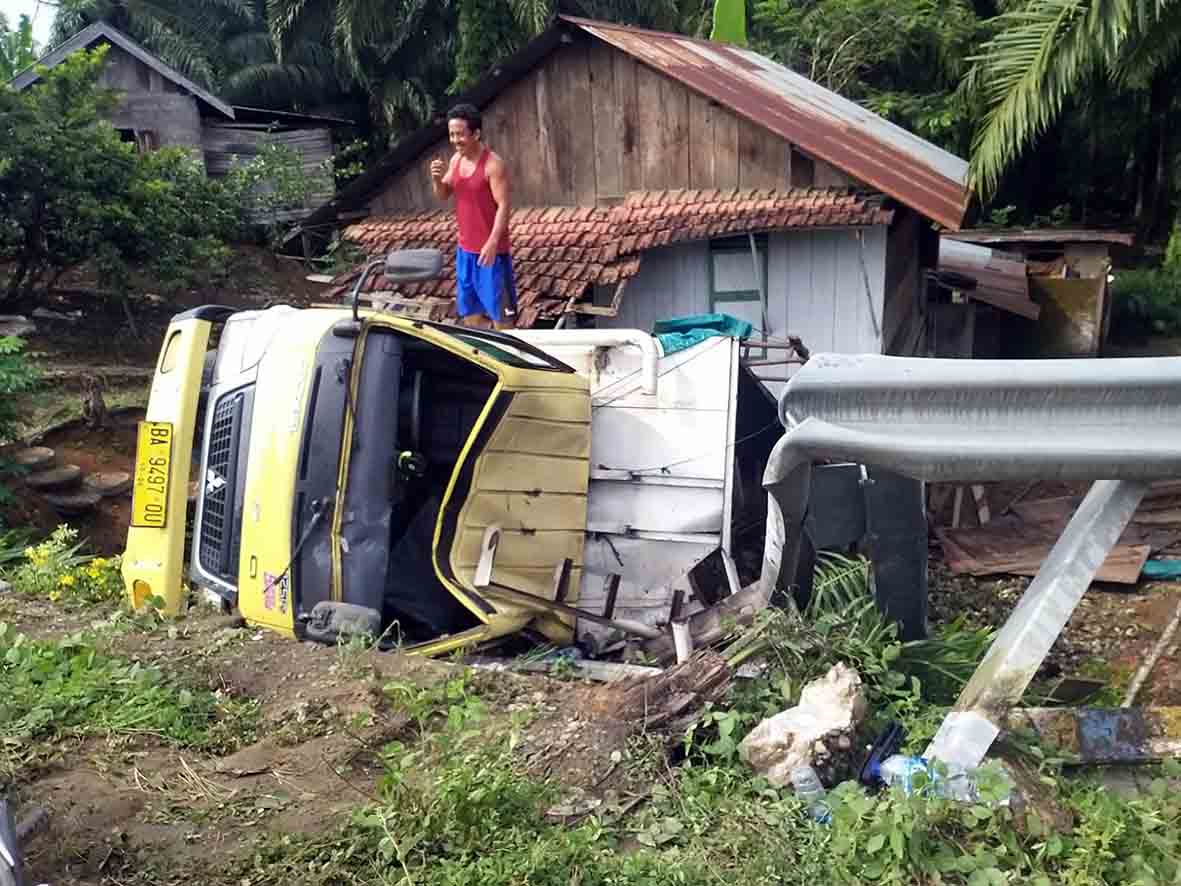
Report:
315,16,1014,384
943,228,1136,355
10,22,345,220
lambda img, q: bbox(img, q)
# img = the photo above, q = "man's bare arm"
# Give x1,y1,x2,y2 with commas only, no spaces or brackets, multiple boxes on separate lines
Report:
479,154,511,265
430,155,454,200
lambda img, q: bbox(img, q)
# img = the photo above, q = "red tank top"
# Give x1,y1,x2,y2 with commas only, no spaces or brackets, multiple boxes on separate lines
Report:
453,148,511,255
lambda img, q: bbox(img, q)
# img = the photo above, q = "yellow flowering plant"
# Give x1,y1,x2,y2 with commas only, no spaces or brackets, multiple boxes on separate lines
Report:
6,525,122,606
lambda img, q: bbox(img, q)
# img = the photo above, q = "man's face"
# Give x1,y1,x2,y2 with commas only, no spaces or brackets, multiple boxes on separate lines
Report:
448,118,480,156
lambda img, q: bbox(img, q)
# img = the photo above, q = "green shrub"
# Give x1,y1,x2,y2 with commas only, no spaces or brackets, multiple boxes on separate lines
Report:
1110,267,1181,339
0,334,38,443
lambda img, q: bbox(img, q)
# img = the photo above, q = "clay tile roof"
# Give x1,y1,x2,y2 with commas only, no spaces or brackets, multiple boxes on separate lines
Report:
328,187,891,326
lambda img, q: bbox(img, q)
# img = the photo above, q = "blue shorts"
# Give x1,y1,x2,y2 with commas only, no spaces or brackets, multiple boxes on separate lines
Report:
456,249,518,322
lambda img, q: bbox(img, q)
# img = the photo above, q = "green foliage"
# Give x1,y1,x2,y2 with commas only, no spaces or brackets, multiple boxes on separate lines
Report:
453,0,529,91
753,0,984,154
5,525,124,607
1110,265,1181,338
0,49,320,309
0,335,39,444
964,0,1181,198
0,622,258,779
0,12,38,81
710,0,748,45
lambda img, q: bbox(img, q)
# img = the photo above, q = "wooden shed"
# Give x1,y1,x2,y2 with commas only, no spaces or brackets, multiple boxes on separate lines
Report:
10,23,342,221
312,17,990,384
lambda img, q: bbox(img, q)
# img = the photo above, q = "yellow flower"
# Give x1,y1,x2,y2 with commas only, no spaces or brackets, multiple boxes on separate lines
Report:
48,590,62,603
86,568,99,579
23,547,34,559
58,574,76,587
92,558,108,568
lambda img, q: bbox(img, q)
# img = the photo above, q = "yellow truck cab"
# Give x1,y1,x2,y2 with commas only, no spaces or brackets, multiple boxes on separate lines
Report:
124,249,778,656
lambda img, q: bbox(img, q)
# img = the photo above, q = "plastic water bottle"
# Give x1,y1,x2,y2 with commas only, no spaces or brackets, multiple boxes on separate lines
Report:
878,755,982,804
789,765,832,824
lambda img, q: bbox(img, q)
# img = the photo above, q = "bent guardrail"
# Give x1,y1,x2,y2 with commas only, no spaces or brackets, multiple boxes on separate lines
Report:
761,353,1181,770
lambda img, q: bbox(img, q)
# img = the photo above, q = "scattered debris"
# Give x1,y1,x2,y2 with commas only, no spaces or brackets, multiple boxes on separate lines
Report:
582,649,733,738
1005,706,1181,764
31,307,82,323
939,517,1150,584
738,663,868,787
0,315,36,337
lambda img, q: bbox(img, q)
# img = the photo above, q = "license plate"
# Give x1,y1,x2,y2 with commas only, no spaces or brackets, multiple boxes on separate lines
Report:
131,421,173,528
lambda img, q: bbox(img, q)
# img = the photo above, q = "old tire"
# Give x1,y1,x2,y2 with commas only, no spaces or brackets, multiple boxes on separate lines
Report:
83,470,132,498
10,446,54,469
44,489,103,515
25,464,82,491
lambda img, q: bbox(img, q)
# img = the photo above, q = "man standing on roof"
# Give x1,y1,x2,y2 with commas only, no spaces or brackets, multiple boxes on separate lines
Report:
429,103,518,329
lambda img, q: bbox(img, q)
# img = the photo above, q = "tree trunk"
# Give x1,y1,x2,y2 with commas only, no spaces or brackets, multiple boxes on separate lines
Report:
1135,72,1171,240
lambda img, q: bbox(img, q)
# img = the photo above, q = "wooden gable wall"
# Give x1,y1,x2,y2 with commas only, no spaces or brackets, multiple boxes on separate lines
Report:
371,35,859,215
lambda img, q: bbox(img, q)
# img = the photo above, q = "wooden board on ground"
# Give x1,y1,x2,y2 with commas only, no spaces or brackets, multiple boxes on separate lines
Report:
937,518,1151,585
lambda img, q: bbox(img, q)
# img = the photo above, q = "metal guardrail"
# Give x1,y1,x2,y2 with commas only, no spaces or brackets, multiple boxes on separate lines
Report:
761,353,1181,770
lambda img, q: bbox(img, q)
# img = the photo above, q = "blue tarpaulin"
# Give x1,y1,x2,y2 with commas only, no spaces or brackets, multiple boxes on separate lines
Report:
1143,559,1181,581
653,313,753,355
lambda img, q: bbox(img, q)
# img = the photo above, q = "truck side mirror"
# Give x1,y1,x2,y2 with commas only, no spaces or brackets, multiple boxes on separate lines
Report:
385,249,443,283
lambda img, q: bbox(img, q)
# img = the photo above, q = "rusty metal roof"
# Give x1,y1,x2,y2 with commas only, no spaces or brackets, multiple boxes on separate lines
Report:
562,16,969,231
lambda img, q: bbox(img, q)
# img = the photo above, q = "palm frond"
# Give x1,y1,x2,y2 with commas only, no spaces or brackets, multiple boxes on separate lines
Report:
509,0,554,33
1113,0,1181,83
221,61,335,106
966,0,1176,197
805,552,872,618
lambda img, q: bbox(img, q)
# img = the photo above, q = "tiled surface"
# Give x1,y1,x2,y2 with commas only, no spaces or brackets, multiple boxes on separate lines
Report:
332,187,892,327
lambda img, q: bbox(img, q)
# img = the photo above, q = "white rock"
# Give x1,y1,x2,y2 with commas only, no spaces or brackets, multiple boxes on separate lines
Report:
0,578,11,594
738,662,868,787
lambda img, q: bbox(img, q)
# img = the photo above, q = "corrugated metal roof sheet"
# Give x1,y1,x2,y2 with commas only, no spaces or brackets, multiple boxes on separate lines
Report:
563,16,969,231
944,228,1135,246
938,239,1039,320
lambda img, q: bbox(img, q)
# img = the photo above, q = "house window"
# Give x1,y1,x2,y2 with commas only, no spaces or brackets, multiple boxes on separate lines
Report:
115,128,159,154
710,235,768,357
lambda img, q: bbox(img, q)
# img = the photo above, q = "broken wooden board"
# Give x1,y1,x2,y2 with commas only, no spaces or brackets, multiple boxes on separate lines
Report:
937,518,1150,584
1005,707,1181,764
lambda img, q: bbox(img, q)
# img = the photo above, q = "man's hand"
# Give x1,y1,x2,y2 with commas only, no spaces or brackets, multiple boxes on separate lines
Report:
478,238,497,267
430,157,446,182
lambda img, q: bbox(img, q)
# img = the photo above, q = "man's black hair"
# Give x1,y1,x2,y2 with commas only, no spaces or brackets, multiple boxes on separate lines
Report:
447,103,482,135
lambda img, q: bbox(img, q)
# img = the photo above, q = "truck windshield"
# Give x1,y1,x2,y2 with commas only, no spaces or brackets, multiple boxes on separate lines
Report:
423,323,575,373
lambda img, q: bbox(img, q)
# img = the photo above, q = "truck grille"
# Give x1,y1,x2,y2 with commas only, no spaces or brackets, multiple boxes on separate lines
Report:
198,391,245,579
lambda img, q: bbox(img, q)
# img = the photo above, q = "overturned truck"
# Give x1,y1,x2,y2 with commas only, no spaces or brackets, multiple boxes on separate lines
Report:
121,249,800,656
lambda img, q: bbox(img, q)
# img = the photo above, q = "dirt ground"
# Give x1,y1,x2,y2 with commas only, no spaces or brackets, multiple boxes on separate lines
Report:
0,592,653,886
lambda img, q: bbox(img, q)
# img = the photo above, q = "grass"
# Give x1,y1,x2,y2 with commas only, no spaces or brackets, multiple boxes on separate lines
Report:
0,622,258,780
9,378,149,440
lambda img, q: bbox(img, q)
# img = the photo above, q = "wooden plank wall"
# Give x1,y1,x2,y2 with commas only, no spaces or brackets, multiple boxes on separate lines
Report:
881,210,926,356
372,37,823,214
202,124,335,216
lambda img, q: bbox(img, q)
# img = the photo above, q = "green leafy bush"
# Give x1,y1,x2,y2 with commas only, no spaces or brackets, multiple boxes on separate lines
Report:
0,334,39,444
1110,267,1181,339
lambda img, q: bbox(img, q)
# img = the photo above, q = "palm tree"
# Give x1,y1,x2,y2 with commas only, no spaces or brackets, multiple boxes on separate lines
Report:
50,0,252,86
0,13,39,79
965,0,1181,208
